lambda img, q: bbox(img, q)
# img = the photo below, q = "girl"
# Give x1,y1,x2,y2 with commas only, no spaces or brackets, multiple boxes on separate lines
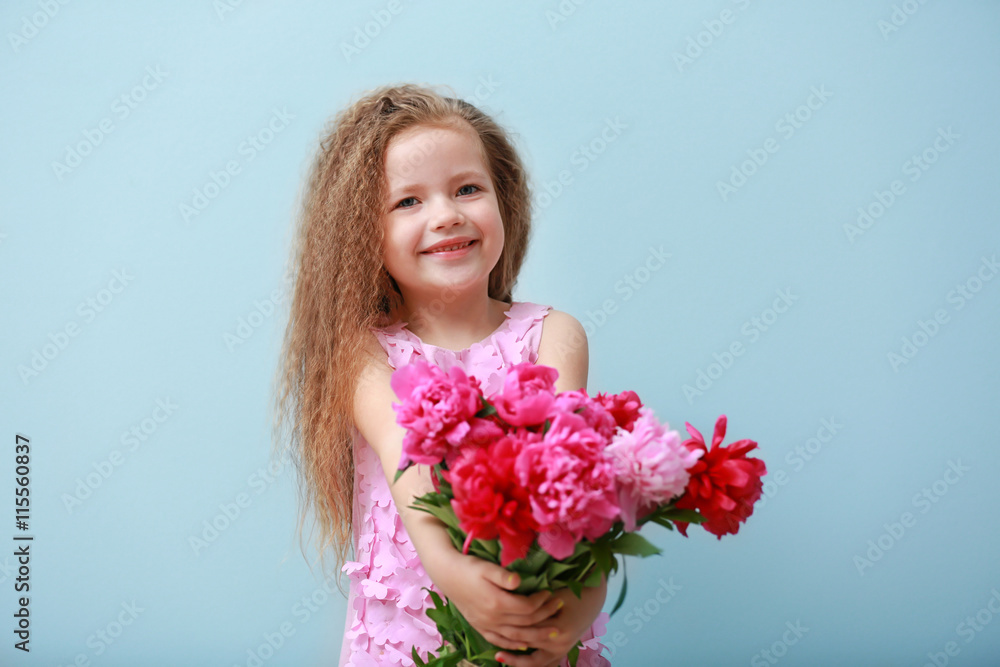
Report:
273,83,611,667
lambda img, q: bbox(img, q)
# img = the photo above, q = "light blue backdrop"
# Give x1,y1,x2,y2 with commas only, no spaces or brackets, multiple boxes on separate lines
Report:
2,1,998,665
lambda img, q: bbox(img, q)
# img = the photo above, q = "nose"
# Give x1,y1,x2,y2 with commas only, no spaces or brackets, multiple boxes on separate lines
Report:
427,195,464,230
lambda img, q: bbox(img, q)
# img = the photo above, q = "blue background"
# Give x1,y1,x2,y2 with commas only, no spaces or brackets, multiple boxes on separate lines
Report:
2,1,999,665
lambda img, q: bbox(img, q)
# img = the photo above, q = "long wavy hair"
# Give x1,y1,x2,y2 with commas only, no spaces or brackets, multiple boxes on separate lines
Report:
271,83,533,587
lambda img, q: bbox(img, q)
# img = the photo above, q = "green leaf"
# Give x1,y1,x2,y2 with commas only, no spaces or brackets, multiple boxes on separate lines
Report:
591,542,612,574
475,398,497,418
394,466,407,484
567,642,581,666
659,507,706,524
650,515,675,530
445,526,469,554
611,532,662,557
413,500,463,531
582,568,602,588
546,560,575,577
477,538,500,558
610,565,628,616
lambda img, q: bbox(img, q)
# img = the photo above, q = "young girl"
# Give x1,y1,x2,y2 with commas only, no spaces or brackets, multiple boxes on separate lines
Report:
274,83,611,667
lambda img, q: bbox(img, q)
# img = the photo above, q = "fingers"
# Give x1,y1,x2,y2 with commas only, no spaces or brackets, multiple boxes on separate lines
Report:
494,647,563,667
491,587,554,621
534,595,565,623
484,623,564,650
482,561,521,591
479,629,530,652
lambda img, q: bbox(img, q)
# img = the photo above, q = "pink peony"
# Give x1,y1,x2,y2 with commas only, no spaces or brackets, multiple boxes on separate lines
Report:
515,412,621,559
492,362,559,427
551,389,619,439
390,359,484,469
604,407,702,531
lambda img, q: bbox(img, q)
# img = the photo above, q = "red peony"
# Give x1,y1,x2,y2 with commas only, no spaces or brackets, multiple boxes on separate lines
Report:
445,429,542,567
672,415,767,539
595,390,644,432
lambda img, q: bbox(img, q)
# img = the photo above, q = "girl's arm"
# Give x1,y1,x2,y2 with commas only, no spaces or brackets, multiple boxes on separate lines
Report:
353,338,564,651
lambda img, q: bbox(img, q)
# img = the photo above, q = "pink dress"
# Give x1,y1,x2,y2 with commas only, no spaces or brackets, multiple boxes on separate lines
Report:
339,301,611,666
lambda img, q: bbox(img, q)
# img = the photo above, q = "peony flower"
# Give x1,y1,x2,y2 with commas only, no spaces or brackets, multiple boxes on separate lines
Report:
551,389,619,440
595,389,644,432
672,415,767,539
390,359,484,469
515,412,621,559
445,429,541,566
492,362,559,427
604,407,702,531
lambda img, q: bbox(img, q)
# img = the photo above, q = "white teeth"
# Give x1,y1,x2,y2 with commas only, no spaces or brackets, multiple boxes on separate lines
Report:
427,240,473,253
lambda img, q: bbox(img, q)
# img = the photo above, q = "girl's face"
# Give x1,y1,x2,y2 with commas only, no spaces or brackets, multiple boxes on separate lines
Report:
380,122,504,305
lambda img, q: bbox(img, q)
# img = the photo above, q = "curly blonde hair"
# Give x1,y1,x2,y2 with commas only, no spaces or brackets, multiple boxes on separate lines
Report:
271,83,533,587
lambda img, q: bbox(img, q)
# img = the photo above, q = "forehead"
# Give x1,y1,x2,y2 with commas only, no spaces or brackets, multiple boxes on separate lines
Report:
383,122,489,181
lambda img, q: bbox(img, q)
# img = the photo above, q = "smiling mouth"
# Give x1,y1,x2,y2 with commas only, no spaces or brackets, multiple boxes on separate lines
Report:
423,240,476,254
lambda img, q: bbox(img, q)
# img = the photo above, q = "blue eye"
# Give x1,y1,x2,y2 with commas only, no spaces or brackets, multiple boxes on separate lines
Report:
395,196,418,209
457,184,479,196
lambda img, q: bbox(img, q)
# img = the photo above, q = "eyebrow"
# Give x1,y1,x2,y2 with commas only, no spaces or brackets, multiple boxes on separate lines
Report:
387,169,490,200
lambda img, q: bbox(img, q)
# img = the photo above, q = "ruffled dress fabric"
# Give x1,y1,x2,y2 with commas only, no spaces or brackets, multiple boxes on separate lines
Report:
339,301,611,666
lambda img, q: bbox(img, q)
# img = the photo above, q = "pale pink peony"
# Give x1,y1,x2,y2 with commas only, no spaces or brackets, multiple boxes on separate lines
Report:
492,362,559,427
390,359,484,469
515,412,621,559
604,407,703,531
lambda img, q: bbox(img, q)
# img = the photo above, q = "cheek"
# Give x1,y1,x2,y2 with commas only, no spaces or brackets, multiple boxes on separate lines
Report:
384,225,415,260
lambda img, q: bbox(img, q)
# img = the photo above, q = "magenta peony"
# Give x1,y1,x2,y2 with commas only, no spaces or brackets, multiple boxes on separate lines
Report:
515,412,621,559
492,362,559,427
551,389,619,439
390,359,484,469
604,407,702,531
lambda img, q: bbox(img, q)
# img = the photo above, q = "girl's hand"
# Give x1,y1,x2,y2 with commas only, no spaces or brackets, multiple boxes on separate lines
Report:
493,575,608,667
431,550,566,651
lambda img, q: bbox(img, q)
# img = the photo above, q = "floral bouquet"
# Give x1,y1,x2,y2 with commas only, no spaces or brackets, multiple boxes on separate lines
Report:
390,360,767,667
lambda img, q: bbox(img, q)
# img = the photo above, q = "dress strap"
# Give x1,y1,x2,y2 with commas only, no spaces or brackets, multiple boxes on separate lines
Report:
369,301,552,375
370,320,417,371
501,301,552,363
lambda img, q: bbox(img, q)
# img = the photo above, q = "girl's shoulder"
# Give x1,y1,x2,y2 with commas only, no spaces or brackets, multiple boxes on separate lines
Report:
535,306,589,391
535,305,587,347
